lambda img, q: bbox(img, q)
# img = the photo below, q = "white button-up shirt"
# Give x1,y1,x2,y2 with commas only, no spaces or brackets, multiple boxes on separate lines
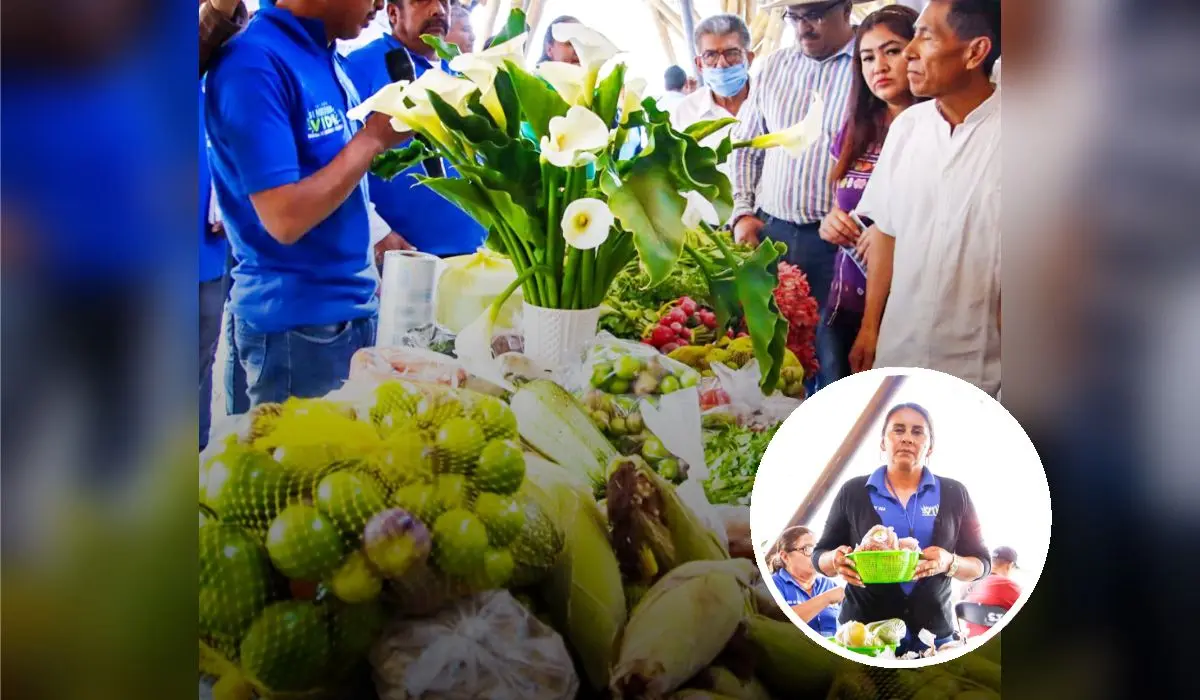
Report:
856,91,1002,396
669,86,739,177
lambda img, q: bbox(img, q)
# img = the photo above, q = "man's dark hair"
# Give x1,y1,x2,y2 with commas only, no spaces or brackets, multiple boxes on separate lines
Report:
941,0,1002,77
664,65,687,91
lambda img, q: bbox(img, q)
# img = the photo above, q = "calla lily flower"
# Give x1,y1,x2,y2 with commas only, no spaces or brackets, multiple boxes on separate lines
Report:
561,198,614,250
536,61,589,106
448,32,527,88
552,22,620,75
540,106,611,168
619,77,647,125
681,190,720,230
347,80,411,123
749,91,825,158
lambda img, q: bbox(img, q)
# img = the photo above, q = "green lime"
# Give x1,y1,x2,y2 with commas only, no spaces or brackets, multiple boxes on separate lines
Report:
469,394,518,440
471,439,525,495
199,524,273,638
656,457,681,481
328,550,383,604
239,601,331,693
608,378,631,395
471,548,515,589
315,471,387,541
432,509,489,577
641,436,669,461
434,473,474,511
433,417,486,474
266,505,345,581
472,492,526,547
680,369,700,388
659,375,681,394
392,481,442,525
614,355,642,380
590,362,613,388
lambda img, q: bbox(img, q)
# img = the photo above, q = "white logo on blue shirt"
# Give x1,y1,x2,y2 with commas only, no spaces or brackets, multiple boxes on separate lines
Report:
875,506,887,512
306,103,345,139
921,505,939,517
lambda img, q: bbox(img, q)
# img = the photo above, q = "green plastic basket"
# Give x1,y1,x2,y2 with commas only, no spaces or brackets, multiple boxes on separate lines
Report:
825,636,899,657
846,549,921,584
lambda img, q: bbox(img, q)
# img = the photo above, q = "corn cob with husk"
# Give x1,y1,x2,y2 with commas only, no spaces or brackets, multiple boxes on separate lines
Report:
610,559,758,699
851,667,999,700
698,666,773,700
743,614,846,698
520,453,627,692
606,455,727,584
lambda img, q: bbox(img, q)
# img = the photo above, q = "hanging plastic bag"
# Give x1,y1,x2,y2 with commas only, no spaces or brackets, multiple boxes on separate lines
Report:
370,590,579,700
436,249,524,334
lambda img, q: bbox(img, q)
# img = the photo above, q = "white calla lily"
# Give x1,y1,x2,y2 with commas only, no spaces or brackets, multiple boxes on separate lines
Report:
540,106,611,168
536,61,589,106
681,191,720,230
448,32,527,91
561,198,614,250
552,22,620,75
404,67,476,114
619,77,647,124
346,80,411,123
749,90,826,158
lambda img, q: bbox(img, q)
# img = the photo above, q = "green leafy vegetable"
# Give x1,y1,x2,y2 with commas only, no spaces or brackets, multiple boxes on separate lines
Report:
702,422,780,506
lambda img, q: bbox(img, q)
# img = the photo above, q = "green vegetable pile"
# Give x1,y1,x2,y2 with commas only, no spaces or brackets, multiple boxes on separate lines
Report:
701,416,780,506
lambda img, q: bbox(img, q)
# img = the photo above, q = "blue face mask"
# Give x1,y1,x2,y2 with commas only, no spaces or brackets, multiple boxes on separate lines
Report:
702,62,749,98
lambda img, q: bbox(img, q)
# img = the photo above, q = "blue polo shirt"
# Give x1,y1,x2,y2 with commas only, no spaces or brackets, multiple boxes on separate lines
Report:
204,7,377,333
342,37,487,257
771,568,842,637
866,465,941,596
199,79,226,284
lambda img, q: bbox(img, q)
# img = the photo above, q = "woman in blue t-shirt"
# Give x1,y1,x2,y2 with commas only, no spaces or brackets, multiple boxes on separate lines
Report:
769,526,845,638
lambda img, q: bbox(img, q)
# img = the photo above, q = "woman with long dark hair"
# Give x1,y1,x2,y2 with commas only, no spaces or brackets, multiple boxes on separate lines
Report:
812,403,991,654
818,6,924,382
538,15,581,65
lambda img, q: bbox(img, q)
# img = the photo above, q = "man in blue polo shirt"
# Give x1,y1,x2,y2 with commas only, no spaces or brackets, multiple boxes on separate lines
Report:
205,0,409,406
343,0,487,257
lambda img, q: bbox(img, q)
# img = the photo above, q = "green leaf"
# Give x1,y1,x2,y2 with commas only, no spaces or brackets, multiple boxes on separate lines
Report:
426,90,503,147
415,176,498,232
603,169,688,288
683,117,737,144
504,61,570,141
369,140,433,180
491,8,528,48
421,34,461,62
735,242,789,393
492,69,522,139
593,63,626,128
484,186,544,247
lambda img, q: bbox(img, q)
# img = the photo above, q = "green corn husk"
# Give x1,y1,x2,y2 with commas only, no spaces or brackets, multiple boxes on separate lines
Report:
606,455,727,583
522,453,627,692
703,667,773,700
611,560,757,699
744,614,844,698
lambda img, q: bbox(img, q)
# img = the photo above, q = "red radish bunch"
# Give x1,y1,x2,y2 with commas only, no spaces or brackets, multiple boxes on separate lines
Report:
773,262,821,379
644,296,717,353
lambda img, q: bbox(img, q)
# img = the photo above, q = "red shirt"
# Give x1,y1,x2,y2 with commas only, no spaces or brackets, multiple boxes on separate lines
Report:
962,574,1022,637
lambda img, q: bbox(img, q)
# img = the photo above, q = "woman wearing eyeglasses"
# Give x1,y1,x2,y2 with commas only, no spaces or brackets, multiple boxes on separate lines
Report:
769,525,845,637
811,402,992,654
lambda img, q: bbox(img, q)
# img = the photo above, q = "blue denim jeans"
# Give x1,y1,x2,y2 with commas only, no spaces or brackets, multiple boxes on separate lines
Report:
199,278,225,451
761,213,840,390
817,307,863,389
234,315,377,407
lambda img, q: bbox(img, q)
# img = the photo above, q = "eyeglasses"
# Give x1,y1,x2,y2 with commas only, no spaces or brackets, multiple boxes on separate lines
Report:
787,545,816,556
700,48,746,67
784,0,847,26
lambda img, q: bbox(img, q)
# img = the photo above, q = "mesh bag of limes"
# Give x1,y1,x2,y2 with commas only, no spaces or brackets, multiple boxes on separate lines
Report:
198,380,563,700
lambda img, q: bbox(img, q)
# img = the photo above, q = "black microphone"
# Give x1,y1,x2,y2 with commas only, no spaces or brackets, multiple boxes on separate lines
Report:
384,48,445,178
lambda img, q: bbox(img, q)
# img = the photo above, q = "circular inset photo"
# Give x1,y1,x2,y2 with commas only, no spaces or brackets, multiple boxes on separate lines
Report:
750,368,1050,668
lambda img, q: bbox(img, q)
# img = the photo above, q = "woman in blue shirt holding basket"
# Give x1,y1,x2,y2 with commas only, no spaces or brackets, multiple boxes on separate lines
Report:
812,403,992,654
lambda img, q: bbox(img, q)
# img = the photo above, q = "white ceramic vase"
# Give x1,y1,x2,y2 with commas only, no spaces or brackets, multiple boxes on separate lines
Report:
521,303,601,370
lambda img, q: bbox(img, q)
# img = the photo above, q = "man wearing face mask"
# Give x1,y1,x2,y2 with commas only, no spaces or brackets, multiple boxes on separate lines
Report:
670,14,755,176
343,0,487,259
730,0,866,391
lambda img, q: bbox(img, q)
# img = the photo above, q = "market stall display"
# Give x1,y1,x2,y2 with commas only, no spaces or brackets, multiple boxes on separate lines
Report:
199,7,1003,699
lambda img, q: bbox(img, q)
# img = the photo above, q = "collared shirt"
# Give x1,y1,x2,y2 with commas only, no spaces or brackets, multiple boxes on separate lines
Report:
865,465,941,596
657,90,686,113
856,92,1002,396
205,6,378,333
730,41,855,226
771,568,842,637
343,36,488,257
670,86,740,178
199,1,247,77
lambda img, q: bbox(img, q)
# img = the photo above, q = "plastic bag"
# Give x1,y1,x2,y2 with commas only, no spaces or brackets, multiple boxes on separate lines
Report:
350,346,471,387
897,537,921,552
435,249,523,334
575,332,700,398
370,590,579,700
857,525,899,552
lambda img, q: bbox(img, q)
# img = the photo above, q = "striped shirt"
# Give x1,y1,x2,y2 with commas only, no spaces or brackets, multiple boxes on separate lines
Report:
731,40,855,226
